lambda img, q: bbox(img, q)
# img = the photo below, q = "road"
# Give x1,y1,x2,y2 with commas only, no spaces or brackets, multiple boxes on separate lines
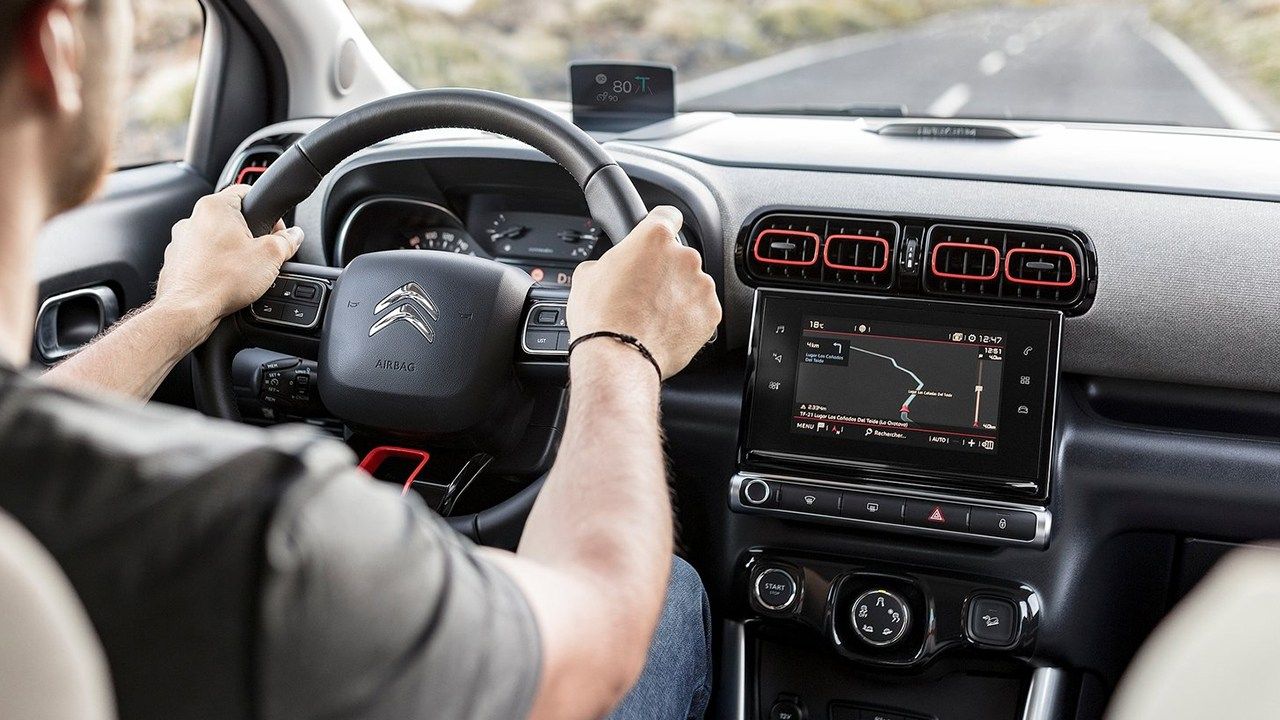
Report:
679,4,1271,130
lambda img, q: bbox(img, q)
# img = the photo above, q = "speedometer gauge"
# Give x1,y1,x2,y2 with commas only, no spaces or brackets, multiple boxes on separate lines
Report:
407,228,476,255
336,197,489,266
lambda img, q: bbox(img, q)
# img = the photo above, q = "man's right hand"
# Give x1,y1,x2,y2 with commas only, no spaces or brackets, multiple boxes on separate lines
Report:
566,206,721,379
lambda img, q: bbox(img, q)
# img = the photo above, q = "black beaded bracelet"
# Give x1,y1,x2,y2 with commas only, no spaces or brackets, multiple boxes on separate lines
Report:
567,331,663,381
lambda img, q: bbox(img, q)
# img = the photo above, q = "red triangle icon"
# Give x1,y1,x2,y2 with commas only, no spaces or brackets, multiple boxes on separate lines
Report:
927,506,946,523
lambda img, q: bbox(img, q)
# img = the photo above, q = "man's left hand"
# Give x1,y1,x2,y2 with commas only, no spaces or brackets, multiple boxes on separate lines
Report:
155,185,304,331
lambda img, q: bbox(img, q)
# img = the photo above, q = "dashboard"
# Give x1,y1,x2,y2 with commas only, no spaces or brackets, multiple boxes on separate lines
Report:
221,111,1280,720
334,193,605,287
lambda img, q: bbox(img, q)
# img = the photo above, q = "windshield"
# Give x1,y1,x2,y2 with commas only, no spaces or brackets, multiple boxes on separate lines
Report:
347,0,1278,131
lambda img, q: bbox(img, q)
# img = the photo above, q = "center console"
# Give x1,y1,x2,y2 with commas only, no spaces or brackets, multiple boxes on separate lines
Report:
727,286,1068,720
732,289,1061,546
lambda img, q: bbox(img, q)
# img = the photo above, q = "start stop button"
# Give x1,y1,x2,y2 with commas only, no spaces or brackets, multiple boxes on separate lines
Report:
753,567,799,612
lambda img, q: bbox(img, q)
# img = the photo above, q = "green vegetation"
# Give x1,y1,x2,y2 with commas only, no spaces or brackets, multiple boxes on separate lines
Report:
1146,0,1280,112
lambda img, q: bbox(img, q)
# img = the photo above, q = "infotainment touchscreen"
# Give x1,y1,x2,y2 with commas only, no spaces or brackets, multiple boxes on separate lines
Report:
743,291,1061,498
793,317,1006,454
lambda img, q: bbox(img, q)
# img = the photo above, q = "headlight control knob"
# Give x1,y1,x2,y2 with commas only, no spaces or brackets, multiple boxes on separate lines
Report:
850,589,910,647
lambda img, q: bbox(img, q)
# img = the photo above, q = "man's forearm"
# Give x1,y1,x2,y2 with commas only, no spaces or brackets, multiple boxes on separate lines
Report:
42,299,217,400
520,339,671,579
505,338,673,717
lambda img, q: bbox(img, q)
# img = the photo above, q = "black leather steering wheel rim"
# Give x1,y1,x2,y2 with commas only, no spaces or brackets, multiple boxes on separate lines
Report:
194,88,655,542
240,88,649,242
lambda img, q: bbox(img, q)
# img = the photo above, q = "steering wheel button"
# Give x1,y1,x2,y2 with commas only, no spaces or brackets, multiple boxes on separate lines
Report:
264,278,294,298
525,330,559,351
284,303,319,326
293,283,319,301
535,308,560,325
251,298,285,319
555,331,571,352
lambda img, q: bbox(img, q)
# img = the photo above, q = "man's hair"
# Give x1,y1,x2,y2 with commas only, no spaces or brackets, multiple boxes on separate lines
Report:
1,2,38,69
1,0,102,71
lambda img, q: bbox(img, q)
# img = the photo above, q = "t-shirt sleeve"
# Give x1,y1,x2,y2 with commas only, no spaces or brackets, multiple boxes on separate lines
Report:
256,468,542,720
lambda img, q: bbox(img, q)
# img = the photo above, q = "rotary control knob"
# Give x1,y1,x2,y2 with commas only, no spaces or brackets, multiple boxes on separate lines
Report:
850,589,911,647
742,478,772,506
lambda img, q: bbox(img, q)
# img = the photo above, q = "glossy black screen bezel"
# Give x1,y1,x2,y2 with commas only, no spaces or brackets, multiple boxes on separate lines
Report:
740,289,1062,501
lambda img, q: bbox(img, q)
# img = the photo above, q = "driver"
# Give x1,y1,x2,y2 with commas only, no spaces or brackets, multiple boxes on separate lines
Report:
0,1,721,719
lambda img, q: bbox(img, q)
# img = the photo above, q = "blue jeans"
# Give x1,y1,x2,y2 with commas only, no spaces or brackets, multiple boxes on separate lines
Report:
607,556,714,720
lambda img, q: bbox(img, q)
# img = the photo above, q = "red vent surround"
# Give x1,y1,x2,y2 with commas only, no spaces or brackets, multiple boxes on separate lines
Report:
1004,247,1078,288
823,234,891,272
752,228,822,267
930,242,1001,281
236,163,271,185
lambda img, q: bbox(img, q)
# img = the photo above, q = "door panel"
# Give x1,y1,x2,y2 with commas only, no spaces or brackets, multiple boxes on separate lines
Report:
32,162,212,405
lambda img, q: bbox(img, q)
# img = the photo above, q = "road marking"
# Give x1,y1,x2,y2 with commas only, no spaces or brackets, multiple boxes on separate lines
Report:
678,32,900,102
677,12,966,103
1004,35,1027,56
979,50,1006,76
927,83,971,117
1142,22,1270,130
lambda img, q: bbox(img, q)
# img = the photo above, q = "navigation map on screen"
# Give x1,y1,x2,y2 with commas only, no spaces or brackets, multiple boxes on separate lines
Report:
792,316,1006,454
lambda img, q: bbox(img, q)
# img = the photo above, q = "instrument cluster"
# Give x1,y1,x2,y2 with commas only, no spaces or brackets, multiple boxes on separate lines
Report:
334,194,605,288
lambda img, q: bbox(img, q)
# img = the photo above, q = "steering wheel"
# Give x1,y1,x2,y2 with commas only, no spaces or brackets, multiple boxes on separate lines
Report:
192,88,660,545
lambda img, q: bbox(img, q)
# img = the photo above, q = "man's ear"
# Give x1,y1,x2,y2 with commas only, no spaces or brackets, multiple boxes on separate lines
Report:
18,0,85,118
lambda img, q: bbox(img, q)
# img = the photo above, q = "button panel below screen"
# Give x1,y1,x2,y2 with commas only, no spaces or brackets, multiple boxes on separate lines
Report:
733,475,1046,546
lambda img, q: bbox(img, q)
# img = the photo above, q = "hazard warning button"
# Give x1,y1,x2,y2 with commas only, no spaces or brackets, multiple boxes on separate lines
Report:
903,500,970,532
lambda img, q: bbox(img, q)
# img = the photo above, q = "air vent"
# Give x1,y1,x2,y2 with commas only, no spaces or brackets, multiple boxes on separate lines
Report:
744,213,898,289
1002,230,1083,304
822,217,897,290
924,225,1086,306
925,226,1003,298
233,149,278,186
739,213,1093,313
745,215,825,282
220,146,283,190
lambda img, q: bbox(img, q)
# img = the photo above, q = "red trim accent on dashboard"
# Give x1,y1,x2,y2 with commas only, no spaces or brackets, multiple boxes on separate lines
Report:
236,165,268,185
823,234,891,272
359,446,431,497
1003,247,1078,288
930,242,1000,281
752,228,821,267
